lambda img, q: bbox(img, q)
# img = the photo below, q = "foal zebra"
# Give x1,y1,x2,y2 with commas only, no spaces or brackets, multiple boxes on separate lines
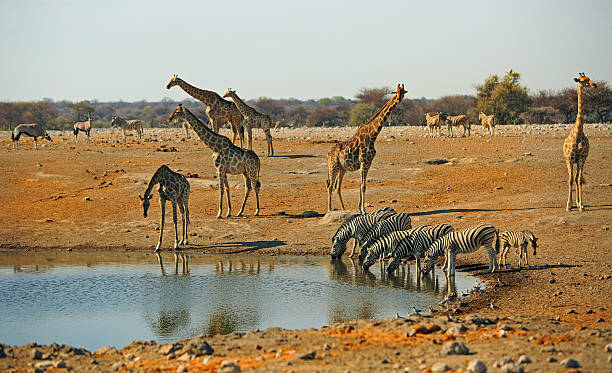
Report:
110,116,144,141
330,207,396,259
422,224,499,276
361,224,434,271
386,223,455,273
73,115,92,143
498,230,538,269
358,212,412,259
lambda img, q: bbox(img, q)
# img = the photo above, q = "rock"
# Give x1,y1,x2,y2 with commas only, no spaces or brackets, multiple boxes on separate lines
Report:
500,362,524,373
177,364,188,373
445,325,468,336
565,309,577,314
323,343,331,350
182,337,213,356
560,358,580,368
320,210,359,225
35,361,54,369
467,359,487,373
605,343,612,352
431,362,450,372
517,355,531,364
547,357,557,362
498,329,508,337
112,362,125,371
84,196,92,201
467,315,495,325
494,358,513,368
54,360,67,368
158,343,179,355
298,351,316,360
218,360,241,373
30,348,42,360
549,278,556,284
442,341,469,355
301,210,319,218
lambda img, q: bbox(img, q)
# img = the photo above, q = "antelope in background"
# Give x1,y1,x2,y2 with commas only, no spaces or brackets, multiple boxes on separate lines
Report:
12,123,53,149
73,113,93,142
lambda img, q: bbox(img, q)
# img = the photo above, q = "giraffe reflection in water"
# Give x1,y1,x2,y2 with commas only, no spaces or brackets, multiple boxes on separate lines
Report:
155,252,189,275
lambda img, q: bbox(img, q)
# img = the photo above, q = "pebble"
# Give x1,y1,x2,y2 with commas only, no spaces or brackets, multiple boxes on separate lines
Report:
444,325,468,336
218,360,241,373
298,351,316,360
112,362,125,371
30,348,42,360
500,362,524,373
565,309,577,314
494,357,513,368
517,355,531,364
560,358,580,368
177,364,188,372
467,359,487,373
431,362,450,372
606,343,612,352
442,341,469,355
547,357,557,362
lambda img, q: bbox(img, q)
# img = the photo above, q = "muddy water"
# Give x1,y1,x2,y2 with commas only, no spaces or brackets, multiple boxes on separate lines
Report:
0,251,477,350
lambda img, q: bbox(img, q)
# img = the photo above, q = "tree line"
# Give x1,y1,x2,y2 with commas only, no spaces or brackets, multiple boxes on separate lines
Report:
1,71,610,131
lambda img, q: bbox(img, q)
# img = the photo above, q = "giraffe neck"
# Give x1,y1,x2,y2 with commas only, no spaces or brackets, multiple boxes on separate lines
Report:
228,92,255,117
144,166,167,197
176,80,221,106
359,95,400,142
572,84,584,137
181,107,227,153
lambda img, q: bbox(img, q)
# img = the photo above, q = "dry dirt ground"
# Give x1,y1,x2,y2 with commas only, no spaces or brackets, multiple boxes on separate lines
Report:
0,124,611,372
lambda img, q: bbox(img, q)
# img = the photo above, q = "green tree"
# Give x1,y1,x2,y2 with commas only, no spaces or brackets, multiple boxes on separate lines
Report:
477,71,530,124
349,102,377,126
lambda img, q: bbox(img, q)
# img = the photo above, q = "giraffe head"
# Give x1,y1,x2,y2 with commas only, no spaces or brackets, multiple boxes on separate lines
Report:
168,104,186,123
574,72,597,88
222,88,236,99
395,84,407,102
139,193,153,218
166,74,183,89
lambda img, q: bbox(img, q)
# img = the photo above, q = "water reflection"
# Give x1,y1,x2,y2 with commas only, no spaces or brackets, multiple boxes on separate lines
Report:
0,252,477,350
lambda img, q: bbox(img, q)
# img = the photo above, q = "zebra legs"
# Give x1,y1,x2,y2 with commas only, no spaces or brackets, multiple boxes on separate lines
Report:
484,244,498,273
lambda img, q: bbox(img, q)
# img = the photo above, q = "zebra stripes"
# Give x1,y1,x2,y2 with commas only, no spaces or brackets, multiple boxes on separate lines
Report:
445,114,470,137
386,223,455,273
330,207,396,259
422,224,499,276
499,230,538,268
361,224,435,270
110,116,144,141
358,212,412,259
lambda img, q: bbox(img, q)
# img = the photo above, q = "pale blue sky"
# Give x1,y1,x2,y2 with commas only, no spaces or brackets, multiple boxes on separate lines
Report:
1,0,610,102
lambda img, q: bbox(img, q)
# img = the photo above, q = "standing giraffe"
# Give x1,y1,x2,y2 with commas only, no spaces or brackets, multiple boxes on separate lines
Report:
327,84,407,214
139,165,190,252
223,89,274,157
166,75,245,147
168,104,261,218
563,72,596,211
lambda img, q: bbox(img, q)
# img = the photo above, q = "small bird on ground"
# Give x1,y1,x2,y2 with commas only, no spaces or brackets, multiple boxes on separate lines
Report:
428,306,438,314
412,307,422,315
395,312,401,319
490,302,500,310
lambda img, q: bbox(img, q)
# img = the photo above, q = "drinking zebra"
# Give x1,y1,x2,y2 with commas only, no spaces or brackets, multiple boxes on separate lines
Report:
358,212,412,259
73,114,92,143
361,224,434,270
110,116,144,141
422,224,499,277
12,123,53,149
498,230,538,269
386,223,455,273
330,207,396,259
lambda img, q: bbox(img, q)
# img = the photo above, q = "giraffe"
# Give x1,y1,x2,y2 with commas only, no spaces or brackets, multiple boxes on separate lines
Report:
563,72,596,212
168,104,261,218
139,164,190,252
327,84,407,214
223,89,274,157
166,75,245,147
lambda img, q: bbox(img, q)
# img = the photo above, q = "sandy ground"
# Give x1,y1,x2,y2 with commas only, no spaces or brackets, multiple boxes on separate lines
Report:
0,124,611,372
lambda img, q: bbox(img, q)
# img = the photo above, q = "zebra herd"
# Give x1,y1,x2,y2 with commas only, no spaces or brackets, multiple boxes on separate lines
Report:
330,207,538,277
424,111,496,138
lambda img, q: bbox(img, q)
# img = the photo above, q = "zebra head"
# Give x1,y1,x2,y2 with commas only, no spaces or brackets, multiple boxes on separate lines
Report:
166,74,182,89
168,104,186,123
421,255,436,276
139,194,153,218
330,235,347,259
362,256,376,272
386,257,400,273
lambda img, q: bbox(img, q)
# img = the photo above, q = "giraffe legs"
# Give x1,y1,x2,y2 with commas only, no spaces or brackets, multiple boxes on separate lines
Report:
178,198,189,246
566,161,574,211
358,164,370,215
156,198,166,252
327,164,339,212
237,173,251,217
247,126,253,151
576,162,585,211
171,202,179,250
336,169,346,211
217,169,229,219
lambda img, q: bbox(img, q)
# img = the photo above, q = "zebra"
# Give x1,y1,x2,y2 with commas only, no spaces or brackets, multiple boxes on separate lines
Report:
445,114,470,137
422,224,499,277
357,212,412,259
361,225,433,271
425,112,446,137
330,206,396,259
12,123,53,149
498,230,538,269
478,112,497,136
386,223,455,273
110,116,144,141
73,114,92,143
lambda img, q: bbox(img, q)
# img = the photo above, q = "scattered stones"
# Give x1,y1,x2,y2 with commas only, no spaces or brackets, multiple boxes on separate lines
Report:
30,348,42,360
517,355,531,364
158,343,180,355
467,359,487,373
431,362,451,372
218,360,241,373
442,341,470,355
494,357,513,368
444,325,468,336
112,361,125,371
560,358,580,368
500,362,523,373
181,337,213,356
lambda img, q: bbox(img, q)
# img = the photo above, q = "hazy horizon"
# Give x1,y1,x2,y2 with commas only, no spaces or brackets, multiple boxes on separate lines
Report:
1,0,611,103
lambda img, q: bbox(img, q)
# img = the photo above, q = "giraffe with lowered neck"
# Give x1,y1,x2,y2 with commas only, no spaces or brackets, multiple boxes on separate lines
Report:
166,75,245,147
139,164,190,252
168,104,261,218
223,89,274,157
327,84,407,214
563,72,596,211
